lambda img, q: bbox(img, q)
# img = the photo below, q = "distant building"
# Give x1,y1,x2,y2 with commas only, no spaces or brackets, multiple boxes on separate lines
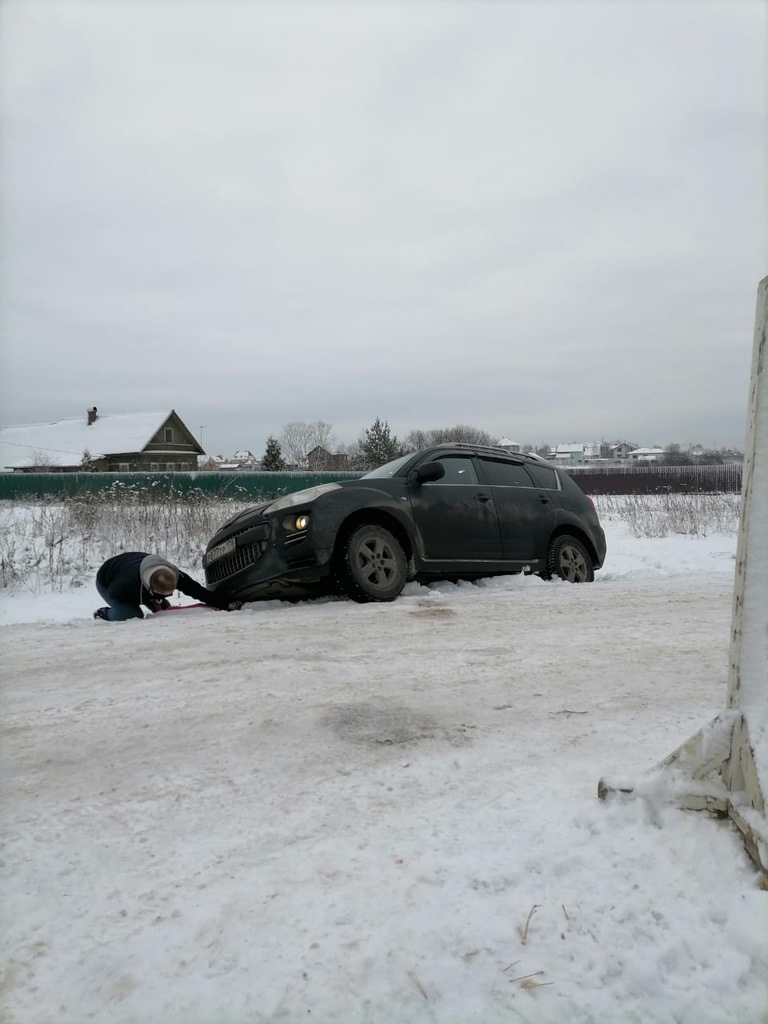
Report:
231,450,260,469
497,437,521,452
306,446,350,471
611,443,634,460
550,443,601,463
627,447,666,462
0,407,204,472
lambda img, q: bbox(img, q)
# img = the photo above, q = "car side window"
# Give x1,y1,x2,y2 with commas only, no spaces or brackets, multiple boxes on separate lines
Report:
478,458,535,487
526,464,559,489
424,457,479,485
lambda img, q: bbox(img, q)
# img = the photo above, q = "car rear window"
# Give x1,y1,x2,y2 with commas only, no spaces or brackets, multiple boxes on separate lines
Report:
478,458,534,487
526,464,559,489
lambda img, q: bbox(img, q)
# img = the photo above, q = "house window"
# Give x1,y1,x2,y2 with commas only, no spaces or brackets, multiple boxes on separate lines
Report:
164,428,174,443
166,463,176,472
150,463,159,472
118,463,130,472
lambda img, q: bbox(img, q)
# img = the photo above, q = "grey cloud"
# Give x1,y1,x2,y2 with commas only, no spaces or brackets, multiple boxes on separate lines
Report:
1,1,765,455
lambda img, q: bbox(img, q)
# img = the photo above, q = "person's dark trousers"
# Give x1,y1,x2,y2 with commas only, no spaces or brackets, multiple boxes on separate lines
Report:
96,580,144,621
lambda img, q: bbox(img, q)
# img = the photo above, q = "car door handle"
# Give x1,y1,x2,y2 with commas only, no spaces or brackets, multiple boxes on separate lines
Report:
476,493,492,503
538,495,551,504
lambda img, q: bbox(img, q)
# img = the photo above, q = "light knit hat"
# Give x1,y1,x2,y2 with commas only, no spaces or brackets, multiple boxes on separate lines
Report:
139,554,179,593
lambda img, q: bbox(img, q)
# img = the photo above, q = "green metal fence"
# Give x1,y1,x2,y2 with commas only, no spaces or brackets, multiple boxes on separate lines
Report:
0,471,365,501
0,463,744,501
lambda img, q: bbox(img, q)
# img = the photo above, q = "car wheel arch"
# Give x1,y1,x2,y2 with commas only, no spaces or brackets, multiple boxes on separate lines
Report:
333,510,415,568
545,525,598,568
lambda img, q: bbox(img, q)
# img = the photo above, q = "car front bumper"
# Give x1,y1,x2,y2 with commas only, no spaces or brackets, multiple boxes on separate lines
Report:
203,516,333,600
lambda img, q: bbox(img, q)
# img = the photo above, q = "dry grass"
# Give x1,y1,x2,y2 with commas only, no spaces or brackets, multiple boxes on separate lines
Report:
0,486,251,592
0,487,741,592
593,492,739,538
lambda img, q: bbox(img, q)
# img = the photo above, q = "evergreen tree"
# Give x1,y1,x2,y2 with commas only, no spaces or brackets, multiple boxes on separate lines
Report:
359,417,403,468
262,436,286,471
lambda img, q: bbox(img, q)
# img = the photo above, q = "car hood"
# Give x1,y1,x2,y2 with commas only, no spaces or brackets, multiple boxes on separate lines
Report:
218,503,273,530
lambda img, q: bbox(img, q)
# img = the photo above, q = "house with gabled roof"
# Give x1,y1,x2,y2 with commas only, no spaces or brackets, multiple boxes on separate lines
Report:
611,442,635,460
550,442,601,462
497,437,522,452
231,450,260,469
306,446,350,471
0,407,204,472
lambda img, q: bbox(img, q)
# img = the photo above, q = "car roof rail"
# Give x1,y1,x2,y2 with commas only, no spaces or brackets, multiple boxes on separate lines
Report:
431,442,537,458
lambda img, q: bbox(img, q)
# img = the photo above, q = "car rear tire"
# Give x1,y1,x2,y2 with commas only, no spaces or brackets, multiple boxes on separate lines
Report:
545,535,594,583
335,524,407,603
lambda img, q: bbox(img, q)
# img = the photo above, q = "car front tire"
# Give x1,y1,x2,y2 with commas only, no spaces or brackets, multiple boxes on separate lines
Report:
335,524,407,603
545,535,595,583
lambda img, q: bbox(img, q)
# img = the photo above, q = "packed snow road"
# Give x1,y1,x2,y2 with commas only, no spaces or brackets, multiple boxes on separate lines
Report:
2,562,767,1023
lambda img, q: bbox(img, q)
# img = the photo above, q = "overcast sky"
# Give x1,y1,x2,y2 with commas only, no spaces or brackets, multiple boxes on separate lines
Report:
1,1,765,457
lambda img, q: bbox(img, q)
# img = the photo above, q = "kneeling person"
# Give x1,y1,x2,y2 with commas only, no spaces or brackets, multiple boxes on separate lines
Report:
94,552,236,621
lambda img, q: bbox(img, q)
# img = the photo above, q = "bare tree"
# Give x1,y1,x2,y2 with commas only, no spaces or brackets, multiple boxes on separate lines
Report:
334,440,365,470
402,428,431,452
279,421,337,468
403,424,498,451
30,449,54,471
310,420,335,451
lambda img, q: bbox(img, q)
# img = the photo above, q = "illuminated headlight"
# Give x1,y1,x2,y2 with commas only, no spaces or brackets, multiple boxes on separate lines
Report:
283,512,310,532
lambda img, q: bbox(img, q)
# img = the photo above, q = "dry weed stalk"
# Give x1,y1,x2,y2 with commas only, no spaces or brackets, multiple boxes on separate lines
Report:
506,969,552,989
518,904,540,944
407,971,428,1000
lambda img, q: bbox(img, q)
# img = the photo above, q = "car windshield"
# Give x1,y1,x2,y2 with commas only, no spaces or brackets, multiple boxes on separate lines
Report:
361,453,416,479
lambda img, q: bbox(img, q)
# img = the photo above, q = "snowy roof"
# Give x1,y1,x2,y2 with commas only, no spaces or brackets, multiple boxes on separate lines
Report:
496,437,519,447
552,443,588,453
0,411,178,469
628,447,666,456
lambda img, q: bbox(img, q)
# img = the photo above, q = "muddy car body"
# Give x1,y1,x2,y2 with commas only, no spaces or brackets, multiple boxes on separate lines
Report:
203,444,606,603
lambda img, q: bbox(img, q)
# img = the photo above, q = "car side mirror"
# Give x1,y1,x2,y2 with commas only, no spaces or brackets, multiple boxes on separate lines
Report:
410,461,445,485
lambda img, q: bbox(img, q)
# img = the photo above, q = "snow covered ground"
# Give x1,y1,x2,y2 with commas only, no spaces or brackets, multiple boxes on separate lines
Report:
2,519,767,1023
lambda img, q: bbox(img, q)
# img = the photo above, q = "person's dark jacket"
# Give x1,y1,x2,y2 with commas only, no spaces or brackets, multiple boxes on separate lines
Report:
96,552,228,611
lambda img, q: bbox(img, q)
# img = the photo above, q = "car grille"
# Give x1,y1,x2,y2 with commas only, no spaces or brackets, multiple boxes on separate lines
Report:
206,542,264,585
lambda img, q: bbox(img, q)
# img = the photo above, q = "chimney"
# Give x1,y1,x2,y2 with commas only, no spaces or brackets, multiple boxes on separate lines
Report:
87,406,98,425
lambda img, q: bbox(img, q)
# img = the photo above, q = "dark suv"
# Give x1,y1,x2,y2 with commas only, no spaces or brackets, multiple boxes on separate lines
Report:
203,444,606,603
